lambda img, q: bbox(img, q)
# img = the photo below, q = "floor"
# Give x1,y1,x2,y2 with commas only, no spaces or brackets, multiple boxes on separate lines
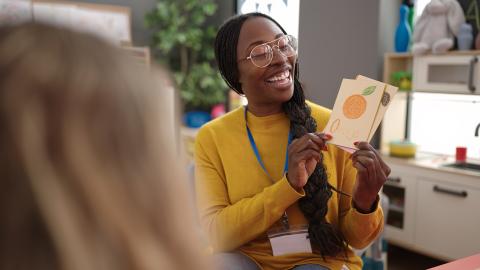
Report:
387,244,447,270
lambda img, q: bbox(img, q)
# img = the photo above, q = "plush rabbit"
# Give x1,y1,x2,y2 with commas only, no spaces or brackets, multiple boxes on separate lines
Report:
412,0,465,54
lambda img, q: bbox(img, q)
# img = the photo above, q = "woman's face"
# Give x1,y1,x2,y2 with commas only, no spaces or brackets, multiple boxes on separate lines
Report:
236,17,296,107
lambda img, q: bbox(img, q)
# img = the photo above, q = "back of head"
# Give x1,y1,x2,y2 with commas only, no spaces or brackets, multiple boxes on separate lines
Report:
0,23,207,270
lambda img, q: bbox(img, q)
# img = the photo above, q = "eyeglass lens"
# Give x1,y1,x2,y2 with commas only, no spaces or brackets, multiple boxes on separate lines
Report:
250,36,297,67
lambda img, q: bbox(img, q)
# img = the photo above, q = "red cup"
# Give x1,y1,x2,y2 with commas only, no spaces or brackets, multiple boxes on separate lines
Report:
456,147,467,163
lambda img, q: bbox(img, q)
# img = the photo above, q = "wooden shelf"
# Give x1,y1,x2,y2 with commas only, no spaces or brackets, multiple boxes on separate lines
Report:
384,52,413,59
121,46,151,69
383,53,413,84
384,50,480,59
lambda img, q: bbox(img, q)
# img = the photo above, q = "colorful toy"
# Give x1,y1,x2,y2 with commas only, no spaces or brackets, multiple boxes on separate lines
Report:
391,71,412,91
412,0,465,54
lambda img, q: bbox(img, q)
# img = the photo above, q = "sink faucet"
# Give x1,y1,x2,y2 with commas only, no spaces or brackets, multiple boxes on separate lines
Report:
476,123,480,137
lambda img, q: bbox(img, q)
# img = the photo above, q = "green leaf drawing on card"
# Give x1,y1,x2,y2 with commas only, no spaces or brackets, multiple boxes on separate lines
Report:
362,86,376,96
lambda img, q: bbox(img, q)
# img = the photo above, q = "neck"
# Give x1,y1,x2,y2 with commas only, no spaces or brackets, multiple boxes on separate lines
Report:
247,102,283,116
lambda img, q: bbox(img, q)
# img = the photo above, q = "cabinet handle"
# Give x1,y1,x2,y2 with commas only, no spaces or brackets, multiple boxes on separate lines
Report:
387,177,401,183
468,56,477,93
433,185,468,198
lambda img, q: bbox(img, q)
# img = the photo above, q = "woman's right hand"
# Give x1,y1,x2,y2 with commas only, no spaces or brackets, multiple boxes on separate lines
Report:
286,133,332,191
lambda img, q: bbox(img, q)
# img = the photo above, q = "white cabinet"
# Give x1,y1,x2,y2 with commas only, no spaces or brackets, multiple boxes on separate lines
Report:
413,54,480,94
415,179,480,260
382,160,480,261
383,165,417,247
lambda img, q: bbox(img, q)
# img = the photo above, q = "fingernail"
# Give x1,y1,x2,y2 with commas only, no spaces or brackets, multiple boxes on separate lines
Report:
324,133,333,139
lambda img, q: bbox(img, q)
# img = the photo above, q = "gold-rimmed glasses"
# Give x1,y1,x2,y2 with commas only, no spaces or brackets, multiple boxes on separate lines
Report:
238,35,298,68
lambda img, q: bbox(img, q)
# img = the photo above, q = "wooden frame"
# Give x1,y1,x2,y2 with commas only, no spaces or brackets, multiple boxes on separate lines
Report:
31,0,132,45
121,46,151,69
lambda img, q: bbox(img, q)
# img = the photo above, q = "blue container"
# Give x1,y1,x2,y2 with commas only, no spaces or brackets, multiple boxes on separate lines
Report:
458,23,473,51
395,5,412,52
184,111,211,128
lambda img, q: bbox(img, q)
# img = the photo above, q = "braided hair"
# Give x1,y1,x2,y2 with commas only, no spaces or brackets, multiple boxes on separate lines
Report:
214,12,348,259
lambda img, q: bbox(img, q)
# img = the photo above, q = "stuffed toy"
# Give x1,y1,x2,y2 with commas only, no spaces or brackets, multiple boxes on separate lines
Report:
412,0,465,54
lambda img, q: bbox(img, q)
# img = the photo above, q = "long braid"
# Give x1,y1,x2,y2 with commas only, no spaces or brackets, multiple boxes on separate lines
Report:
284,75,348,259
215,12,348,259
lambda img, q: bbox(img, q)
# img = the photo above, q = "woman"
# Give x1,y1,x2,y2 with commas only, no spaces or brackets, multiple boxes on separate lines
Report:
0,23,208,270
195,13,390,270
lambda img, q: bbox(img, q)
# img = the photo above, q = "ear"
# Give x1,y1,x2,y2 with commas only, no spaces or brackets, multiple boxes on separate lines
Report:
447,0,466,36
413,7,429,42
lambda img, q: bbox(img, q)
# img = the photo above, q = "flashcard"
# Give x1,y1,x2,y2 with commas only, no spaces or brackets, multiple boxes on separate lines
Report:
323,75,397,152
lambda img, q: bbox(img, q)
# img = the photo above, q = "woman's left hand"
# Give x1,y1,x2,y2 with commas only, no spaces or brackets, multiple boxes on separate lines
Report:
351,141,391,213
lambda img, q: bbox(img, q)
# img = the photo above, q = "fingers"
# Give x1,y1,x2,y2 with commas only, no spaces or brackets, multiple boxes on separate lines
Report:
315,132,333,141
352,143,388,189
370,147,391,176
352,149,376,161
300,137,321,152
353,142,391,177
352,157,368,173
292,149,322,164
351,142,391,206
353,155,378,181
353,141,371,151
289,133,332,155
287,133,328,189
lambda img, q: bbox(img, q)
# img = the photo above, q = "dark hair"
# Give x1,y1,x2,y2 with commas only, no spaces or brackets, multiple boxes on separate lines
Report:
214,12,348,259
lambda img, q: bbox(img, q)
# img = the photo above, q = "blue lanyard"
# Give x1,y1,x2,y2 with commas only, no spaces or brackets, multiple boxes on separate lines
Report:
244,106,292,181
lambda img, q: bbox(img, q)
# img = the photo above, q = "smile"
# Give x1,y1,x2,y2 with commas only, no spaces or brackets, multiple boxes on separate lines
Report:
266,70,290,83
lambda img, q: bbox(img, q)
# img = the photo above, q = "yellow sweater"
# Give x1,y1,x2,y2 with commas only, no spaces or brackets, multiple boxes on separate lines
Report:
194,101,384,270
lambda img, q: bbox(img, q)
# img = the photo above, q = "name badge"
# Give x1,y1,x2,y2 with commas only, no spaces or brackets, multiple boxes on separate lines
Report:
268,225,312,256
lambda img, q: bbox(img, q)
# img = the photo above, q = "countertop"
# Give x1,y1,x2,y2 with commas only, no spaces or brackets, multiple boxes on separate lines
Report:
380,152,480,178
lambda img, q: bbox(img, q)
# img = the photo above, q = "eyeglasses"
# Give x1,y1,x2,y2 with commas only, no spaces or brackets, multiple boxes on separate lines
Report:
238,35,298,68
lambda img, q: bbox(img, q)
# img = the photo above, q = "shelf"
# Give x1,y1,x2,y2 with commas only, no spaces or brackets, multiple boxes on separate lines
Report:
388,204,405,213
384,52,413,58
387,213,404,229
384,50,480,59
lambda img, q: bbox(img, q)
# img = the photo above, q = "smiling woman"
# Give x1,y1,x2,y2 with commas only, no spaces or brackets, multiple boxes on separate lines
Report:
194,12,391,270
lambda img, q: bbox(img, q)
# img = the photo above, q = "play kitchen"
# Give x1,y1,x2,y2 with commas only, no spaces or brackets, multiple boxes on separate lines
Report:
380,51,480,262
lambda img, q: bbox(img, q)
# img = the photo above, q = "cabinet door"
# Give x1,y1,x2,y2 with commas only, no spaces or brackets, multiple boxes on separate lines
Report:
413,55,480,94
383,167,417,246
415,179,480,260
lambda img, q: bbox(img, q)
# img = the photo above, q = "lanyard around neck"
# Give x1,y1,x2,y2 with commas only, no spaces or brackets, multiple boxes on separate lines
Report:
244,106,292,181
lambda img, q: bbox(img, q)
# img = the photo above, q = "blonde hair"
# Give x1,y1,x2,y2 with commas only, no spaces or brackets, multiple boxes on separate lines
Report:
0,23,207,270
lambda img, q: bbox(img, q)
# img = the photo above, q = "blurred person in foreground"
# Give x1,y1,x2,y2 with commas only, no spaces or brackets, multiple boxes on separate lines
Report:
0,22,208,270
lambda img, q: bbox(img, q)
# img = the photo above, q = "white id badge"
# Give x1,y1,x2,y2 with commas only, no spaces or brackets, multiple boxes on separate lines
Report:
268,225,312,256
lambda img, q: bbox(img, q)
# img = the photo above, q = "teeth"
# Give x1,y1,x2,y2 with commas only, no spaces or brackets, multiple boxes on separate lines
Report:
267,70,290,82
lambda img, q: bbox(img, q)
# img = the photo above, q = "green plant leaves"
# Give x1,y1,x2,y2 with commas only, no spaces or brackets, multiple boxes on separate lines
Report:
177,63,227,111
362,86,376,96
203,3,217,15
145,0,226,111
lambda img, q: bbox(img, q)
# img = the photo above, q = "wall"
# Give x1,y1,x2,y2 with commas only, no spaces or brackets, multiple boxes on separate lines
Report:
76,0,234,46
378,0,401,83
298,0,381,109
74,0,155,45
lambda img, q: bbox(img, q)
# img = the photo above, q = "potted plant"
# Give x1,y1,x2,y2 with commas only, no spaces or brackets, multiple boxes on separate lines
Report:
145,0,227,127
